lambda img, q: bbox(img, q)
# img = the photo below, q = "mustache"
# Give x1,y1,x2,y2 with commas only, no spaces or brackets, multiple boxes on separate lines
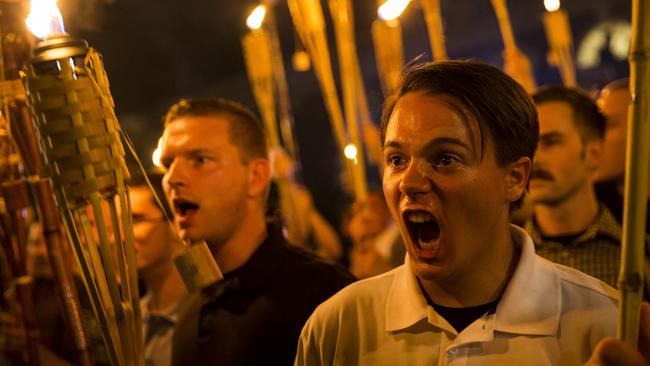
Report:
531,168,555,181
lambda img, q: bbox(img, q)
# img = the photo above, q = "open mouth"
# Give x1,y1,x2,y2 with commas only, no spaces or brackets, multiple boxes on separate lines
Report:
173,198,199,217
404,211,440,250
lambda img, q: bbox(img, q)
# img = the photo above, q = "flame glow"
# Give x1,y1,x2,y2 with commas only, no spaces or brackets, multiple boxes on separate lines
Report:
544,0,561,12
344,144,358,160
246,5,267,30
152,138,163,167
378,0,411,21
25,0,66,39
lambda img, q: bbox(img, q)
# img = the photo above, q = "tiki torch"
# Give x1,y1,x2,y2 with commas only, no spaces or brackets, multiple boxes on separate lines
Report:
287,0,356,197
617,0,649,346
372,2,406,97
329,0,368,201
9,97,94,366
490,0,536,92
421,0,447,61
541,0,576,86
21,2,141,364
242,4,309,244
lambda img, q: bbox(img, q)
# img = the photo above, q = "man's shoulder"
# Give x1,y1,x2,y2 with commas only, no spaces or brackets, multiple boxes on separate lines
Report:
277,242,354,280
550,259,618,303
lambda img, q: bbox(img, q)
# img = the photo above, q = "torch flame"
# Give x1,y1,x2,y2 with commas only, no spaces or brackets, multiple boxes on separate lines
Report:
378,0,411,21
246,5,267,30
25,0,66,39
544,0,561,12
152,138,163,167
344,144,358,160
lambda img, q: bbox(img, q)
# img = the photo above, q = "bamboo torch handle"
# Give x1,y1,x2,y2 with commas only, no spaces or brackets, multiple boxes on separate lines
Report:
491,0,517,51
421,0,448,61
618,0,650,346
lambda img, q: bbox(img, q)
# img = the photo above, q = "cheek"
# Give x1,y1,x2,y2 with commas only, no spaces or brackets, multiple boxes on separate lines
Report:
382,179,400,217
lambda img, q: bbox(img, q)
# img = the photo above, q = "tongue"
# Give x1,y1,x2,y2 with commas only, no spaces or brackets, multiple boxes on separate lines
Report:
417,222,439,243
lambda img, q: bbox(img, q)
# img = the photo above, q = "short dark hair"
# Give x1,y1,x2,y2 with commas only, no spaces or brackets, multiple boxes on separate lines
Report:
129,170,172,218
532,85,606,141
163,98,267,162
380,60,539,209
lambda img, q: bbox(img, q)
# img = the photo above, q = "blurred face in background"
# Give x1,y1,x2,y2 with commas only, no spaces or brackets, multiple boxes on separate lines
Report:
130,186,177,277
347,192,392,244
596,87,629,183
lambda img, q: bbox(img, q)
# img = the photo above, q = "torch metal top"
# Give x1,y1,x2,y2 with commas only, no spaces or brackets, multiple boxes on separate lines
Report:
31,34,89,64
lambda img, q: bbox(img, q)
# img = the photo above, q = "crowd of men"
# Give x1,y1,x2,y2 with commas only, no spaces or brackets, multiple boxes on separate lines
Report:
4,59,649,365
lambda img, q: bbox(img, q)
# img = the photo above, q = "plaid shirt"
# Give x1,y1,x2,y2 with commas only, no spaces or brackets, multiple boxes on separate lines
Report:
524,204,622,288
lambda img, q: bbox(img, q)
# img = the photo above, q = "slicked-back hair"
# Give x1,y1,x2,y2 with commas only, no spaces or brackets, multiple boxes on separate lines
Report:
163,98,267,163
532,85,606,142
380,60,539,210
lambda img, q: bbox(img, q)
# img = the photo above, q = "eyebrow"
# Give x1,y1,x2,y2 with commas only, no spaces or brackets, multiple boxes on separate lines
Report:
539,131,564,140
384,137,473,152
161,147,212,158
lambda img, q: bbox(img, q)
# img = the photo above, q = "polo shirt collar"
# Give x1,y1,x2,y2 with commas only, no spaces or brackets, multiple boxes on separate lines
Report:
384,225,561,336
493,225,560,336
385,258,431,332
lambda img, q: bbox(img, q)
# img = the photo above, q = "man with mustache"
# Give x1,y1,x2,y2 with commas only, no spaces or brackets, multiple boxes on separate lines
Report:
158,98,354,365
295,61,649,365
524,86,623,288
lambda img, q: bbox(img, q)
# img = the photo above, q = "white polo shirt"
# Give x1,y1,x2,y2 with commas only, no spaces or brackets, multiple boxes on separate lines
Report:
296,225,618,366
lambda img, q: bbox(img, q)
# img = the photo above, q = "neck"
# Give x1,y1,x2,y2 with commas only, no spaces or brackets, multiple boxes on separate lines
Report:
211,203,267,274
420,208,519,307
535,184,599,236
143,263,187,312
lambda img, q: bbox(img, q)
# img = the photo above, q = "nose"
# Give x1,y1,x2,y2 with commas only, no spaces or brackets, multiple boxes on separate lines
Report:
163,158,187,191
399,159,431,197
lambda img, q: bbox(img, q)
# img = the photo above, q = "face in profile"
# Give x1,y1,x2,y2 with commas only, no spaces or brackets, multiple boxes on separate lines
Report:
382,91,519,288
160,116,251,249
529,101,597,206
597,87,629,182
129,186,175,276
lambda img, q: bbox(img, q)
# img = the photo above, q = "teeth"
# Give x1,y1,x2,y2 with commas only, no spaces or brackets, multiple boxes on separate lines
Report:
418,239,438,250
407,212,434,223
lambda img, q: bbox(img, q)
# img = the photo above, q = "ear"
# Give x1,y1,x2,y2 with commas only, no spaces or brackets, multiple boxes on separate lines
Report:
584,139,603,179
247,158,271,198
504,156,532,204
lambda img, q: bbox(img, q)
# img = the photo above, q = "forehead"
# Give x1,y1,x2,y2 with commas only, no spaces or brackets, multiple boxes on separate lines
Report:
385,92,480,150
536,101,576,132
162,115,232,151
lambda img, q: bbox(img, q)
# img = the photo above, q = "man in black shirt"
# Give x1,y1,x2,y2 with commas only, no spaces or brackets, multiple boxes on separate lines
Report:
158,98,354,365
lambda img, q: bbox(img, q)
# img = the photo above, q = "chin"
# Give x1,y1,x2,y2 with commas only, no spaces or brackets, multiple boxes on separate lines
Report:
409,255,446,278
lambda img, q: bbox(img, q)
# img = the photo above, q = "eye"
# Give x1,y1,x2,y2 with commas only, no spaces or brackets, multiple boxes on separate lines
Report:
160,159,169,170
434,153,461,168
387,154,407,168
191,155,209,167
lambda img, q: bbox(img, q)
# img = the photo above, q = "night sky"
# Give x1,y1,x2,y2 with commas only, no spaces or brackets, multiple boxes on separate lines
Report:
57,0,631,228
